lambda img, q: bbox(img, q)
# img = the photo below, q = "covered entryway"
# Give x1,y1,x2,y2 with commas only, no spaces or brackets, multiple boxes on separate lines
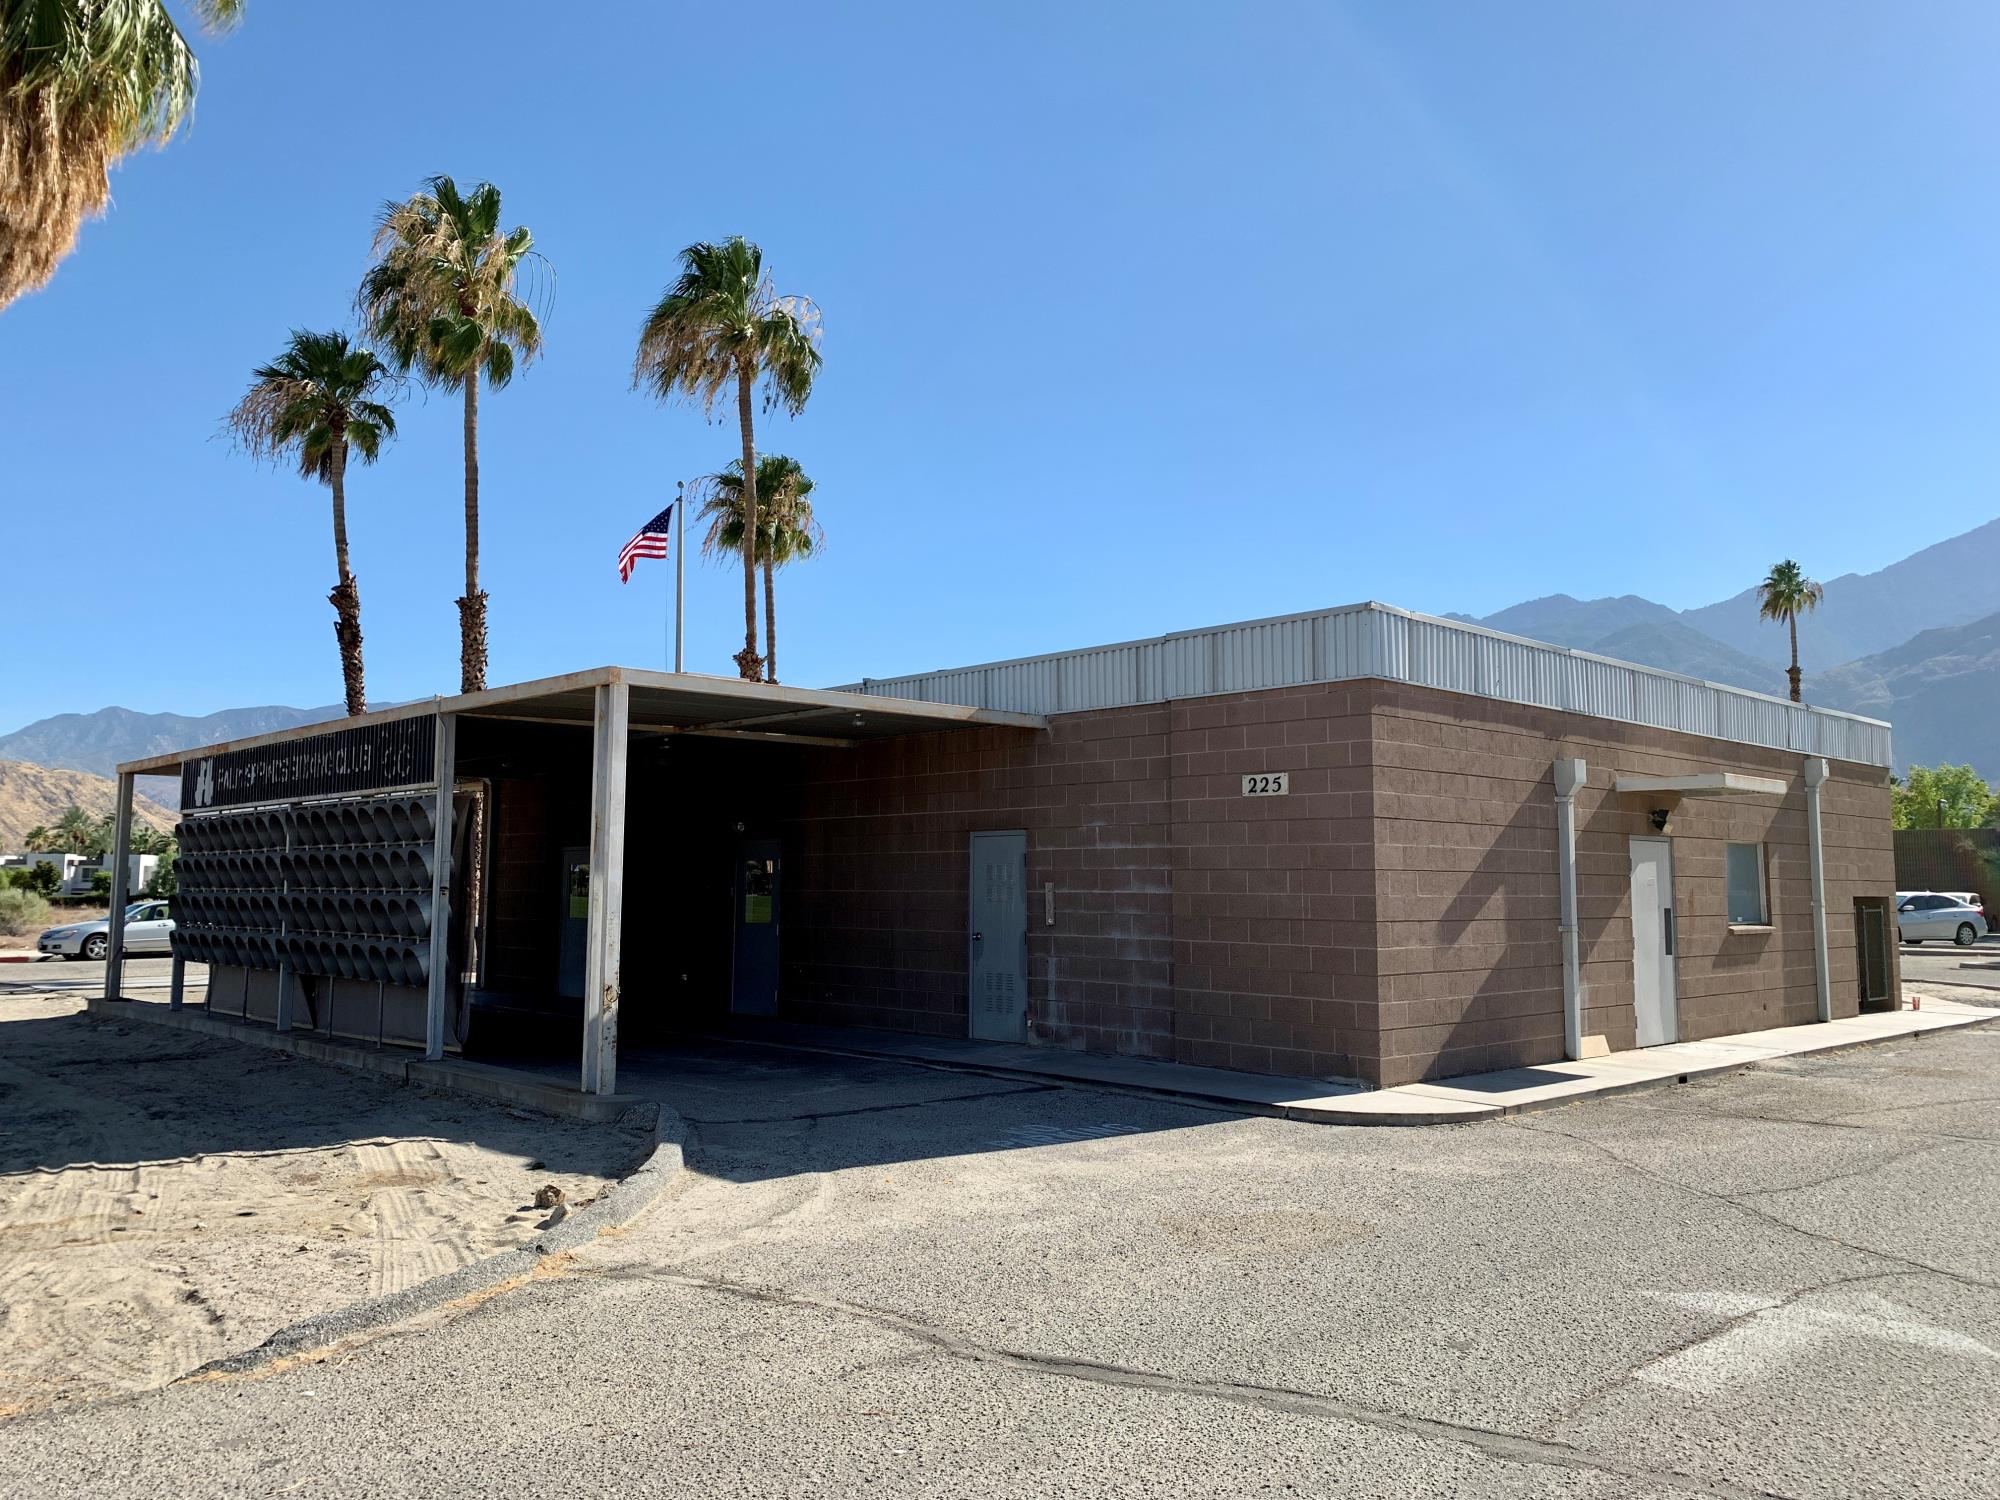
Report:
103,667,1047,1101
1614,769,1799,1047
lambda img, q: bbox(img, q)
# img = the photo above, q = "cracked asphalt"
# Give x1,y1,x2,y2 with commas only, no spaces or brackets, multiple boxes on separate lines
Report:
5,1023,1998,1499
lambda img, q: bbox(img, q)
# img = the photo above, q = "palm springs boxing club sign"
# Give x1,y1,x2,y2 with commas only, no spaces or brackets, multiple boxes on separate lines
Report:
182,717,436,810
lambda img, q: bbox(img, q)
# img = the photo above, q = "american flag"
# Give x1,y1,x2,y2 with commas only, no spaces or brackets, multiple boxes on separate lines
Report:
618,503,675,583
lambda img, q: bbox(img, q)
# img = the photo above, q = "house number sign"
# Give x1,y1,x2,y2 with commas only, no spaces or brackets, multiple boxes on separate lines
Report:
1241,772,1289,796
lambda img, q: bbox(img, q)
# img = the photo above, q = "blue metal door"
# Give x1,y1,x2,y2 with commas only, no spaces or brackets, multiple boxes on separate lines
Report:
731,839,781,1016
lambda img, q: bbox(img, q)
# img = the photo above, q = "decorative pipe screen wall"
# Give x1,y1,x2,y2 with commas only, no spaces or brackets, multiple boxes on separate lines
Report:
839,602,1894,768
172,794,435,987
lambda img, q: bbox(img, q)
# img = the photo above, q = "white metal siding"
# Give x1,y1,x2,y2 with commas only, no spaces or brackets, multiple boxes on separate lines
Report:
839,602,1893,767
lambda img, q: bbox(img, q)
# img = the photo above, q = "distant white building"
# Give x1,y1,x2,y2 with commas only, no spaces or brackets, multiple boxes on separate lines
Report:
2,851,159,896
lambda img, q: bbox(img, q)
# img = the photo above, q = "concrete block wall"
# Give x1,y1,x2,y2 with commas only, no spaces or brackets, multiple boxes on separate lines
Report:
1165,686,1377,1080
1368,683,1898,1085
780,678,1898,1089
783,705,1176,1052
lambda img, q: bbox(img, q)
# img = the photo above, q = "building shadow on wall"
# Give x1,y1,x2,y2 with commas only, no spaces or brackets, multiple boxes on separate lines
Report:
1420,801,1566,1079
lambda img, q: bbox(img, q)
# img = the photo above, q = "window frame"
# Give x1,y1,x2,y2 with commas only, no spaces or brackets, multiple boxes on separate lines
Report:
1725,841,1770,928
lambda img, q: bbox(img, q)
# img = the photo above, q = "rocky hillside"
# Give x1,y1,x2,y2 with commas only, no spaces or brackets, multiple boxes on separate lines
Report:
0,704,343,810
0,758,177,850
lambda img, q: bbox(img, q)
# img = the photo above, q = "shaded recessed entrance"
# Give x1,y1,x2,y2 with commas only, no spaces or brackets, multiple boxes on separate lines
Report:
106,667,1047,1101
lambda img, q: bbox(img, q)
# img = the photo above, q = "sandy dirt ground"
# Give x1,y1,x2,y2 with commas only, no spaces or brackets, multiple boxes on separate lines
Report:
0,993,651,1416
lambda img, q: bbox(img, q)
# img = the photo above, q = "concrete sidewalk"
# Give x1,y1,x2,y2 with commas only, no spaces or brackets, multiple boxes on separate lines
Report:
76,981,1995,1128
725,998,1996,1125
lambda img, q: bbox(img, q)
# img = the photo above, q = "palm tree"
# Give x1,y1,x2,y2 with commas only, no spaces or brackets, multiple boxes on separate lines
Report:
225,329,397,717
21,824,54,851
1756,558,1825,704
0,0,242,310
358,174,543,693
52,803,93,852
632,239,820,681
690,455,823,683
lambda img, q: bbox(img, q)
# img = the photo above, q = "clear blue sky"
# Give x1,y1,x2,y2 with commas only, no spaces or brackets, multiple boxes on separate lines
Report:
4,1,1999,730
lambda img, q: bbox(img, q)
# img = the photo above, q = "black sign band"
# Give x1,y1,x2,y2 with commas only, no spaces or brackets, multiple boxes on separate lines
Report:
181,716,437,810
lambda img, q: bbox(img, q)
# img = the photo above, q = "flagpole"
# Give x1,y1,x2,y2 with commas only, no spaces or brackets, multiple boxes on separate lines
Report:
673,480,686,673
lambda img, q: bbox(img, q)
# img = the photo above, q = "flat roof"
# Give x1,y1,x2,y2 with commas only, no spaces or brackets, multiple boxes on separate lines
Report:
836,600,1896,769
117,667,1048,777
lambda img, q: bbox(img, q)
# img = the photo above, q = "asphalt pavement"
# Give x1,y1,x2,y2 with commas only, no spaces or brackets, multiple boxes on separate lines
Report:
1898,932,2000,997
2,1013,1996,1498
0,954,197,995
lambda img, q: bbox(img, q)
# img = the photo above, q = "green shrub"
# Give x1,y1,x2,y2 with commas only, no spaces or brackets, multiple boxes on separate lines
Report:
142,852,177,899
19,863,61,897
87,870,114,898
0,887,51,938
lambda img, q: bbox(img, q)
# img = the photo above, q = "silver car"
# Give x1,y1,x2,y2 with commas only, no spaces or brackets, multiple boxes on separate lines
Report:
1895,891,1987,947
37,901,175,962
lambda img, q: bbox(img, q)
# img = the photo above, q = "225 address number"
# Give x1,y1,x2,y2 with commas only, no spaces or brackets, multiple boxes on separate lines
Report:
1241,772,1289,796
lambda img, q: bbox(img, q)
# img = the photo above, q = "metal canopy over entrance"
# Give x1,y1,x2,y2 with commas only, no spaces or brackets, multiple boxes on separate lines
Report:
1611,772,1788,799
117,668,1050,781
106,667,1050,1099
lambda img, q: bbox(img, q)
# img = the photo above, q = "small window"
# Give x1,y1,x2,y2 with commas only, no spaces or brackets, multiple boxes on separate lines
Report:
1726,843,1768,925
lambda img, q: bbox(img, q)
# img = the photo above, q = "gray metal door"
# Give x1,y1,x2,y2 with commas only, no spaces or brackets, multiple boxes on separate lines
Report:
731,838,781,1016
1629,837,1679,1047
968,831,1027,1042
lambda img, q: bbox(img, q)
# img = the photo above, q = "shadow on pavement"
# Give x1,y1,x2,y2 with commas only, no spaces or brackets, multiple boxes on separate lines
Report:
0,1003,1229,1185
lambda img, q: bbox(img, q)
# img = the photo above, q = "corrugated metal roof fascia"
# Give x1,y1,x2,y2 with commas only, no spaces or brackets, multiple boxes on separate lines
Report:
832,600,1893,766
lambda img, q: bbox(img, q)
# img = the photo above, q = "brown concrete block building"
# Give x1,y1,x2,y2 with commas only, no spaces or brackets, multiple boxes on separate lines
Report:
110,602,1901,1097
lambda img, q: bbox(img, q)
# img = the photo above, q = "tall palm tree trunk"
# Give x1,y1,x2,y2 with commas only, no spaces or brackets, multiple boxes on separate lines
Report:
459,369,489,693
1787,614,1801,703
327,436,367,718
763,553,778,683
733,367,763,681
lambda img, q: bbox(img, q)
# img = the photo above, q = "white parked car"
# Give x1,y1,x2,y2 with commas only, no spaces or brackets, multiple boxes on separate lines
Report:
1894,891,1987,947
36,901,175,962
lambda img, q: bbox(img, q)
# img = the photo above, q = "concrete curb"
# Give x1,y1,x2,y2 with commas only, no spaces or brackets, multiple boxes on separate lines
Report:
712,1030,1476,1128
719,1004,2000,1128
83,998,648,1122
186,1101,685,1379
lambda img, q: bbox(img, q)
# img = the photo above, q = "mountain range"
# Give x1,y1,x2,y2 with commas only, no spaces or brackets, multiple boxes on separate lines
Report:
1443,516,2000,774
0,704,345,811
1,518,1996,792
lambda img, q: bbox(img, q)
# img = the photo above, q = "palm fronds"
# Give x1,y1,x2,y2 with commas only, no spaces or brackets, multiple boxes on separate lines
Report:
0,0,239,308
690,454,823,564
225,328,397,483
1755,559,1824,623
631,237,821,413
357,174,546,389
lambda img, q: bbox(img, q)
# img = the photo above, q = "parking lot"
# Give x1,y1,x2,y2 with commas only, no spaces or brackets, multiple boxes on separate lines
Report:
1,980,1995,1498
1897,932,2000,1005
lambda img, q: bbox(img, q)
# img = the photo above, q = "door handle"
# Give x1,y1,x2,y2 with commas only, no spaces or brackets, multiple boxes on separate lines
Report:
1663,908,1675,957
972,931,983,943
